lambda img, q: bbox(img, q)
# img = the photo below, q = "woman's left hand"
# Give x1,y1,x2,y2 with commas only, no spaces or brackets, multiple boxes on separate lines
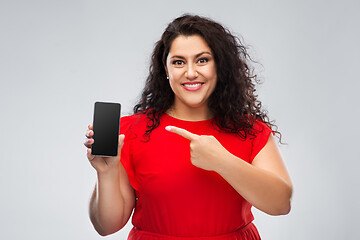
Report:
166,125,293,215
165,126,229,171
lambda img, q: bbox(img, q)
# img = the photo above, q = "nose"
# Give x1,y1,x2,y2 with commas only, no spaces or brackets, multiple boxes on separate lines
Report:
185,64,198,80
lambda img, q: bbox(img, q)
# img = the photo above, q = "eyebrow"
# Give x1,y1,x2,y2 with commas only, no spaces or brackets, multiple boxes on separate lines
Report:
170,51,212,60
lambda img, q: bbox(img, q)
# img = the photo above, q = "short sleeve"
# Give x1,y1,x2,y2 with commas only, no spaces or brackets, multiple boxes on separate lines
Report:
119,116,138,190
250,121,273,162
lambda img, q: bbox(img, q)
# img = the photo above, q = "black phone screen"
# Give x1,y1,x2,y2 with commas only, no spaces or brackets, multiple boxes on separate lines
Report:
91,102,121,156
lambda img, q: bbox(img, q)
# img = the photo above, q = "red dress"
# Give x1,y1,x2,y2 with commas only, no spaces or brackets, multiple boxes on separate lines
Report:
120,113,272,240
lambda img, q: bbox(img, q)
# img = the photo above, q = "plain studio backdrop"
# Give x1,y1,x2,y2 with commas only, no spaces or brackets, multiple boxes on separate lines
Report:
1,0,359,239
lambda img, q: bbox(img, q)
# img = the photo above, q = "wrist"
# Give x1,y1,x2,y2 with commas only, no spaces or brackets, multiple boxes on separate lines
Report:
214,151,238,175
97,166,119,180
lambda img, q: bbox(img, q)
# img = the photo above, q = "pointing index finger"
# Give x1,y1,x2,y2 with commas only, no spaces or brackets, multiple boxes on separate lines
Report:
165,126,198,141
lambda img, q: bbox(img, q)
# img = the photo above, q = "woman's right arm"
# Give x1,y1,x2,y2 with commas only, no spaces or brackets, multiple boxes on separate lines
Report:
84,124,135,236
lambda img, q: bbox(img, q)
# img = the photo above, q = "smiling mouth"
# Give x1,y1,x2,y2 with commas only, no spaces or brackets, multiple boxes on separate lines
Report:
181,82,204,91
182,83,203,88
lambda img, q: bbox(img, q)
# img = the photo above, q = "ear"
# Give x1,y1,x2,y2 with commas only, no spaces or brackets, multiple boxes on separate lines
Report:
164,66,169,79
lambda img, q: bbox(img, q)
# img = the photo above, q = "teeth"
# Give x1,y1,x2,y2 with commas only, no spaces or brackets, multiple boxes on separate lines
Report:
183,83,202,88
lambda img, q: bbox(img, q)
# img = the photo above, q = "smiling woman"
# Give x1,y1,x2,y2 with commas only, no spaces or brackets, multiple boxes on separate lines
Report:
84,14,292,240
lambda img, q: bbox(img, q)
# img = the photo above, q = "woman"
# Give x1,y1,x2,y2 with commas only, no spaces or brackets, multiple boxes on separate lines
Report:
84,14,292,239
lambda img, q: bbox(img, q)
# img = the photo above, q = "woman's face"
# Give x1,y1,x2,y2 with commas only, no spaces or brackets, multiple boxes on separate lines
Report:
165,35,217,114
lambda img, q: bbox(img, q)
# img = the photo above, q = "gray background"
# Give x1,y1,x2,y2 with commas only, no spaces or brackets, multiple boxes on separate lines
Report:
1,0,359,239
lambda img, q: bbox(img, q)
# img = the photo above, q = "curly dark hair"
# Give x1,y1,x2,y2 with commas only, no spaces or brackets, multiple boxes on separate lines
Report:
133,14,281,141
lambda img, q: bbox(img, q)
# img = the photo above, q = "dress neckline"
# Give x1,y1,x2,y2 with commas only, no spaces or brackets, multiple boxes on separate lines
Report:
163,112,215,124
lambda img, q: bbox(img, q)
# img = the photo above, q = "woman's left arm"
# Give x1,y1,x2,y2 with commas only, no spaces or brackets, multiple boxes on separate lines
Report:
216,134,292,215
166,126,293,216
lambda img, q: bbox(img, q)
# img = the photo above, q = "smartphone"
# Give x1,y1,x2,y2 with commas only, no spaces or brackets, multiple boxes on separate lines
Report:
91,102,121,156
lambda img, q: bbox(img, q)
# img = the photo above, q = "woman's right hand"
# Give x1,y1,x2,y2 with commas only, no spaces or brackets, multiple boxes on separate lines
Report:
84,124,125,174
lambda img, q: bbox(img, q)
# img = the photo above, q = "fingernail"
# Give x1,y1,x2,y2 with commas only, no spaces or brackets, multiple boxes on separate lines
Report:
88,139,92,143
165,126,171,131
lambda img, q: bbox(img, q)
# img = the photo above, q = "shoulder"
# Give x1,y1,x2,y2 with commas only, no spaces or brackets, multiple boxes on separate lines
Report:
121,112,149,123
120,113,148,135
249,120,273,160
121,114,140,125
252,120,272,135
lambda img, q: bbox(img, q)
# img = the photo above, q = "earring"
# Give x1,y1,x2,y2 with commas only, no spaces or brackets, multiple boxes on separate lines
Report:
167,76,169,80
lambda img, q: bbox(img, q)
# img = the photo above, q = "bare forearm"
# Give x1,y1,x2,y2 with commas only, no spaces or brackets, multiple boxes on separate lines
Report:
217,154,292,215
165,125,292,215
89,169,126,236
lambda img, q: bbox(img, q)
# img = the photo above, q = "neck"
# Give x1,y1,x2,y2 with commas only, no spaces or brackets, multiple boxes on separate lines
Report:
167,105,213,121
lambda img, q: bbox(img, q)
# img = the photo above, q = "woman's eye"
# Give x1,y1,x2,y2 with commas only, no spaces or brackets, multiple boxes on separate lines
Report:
172,60,184,65
197,58,209,64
